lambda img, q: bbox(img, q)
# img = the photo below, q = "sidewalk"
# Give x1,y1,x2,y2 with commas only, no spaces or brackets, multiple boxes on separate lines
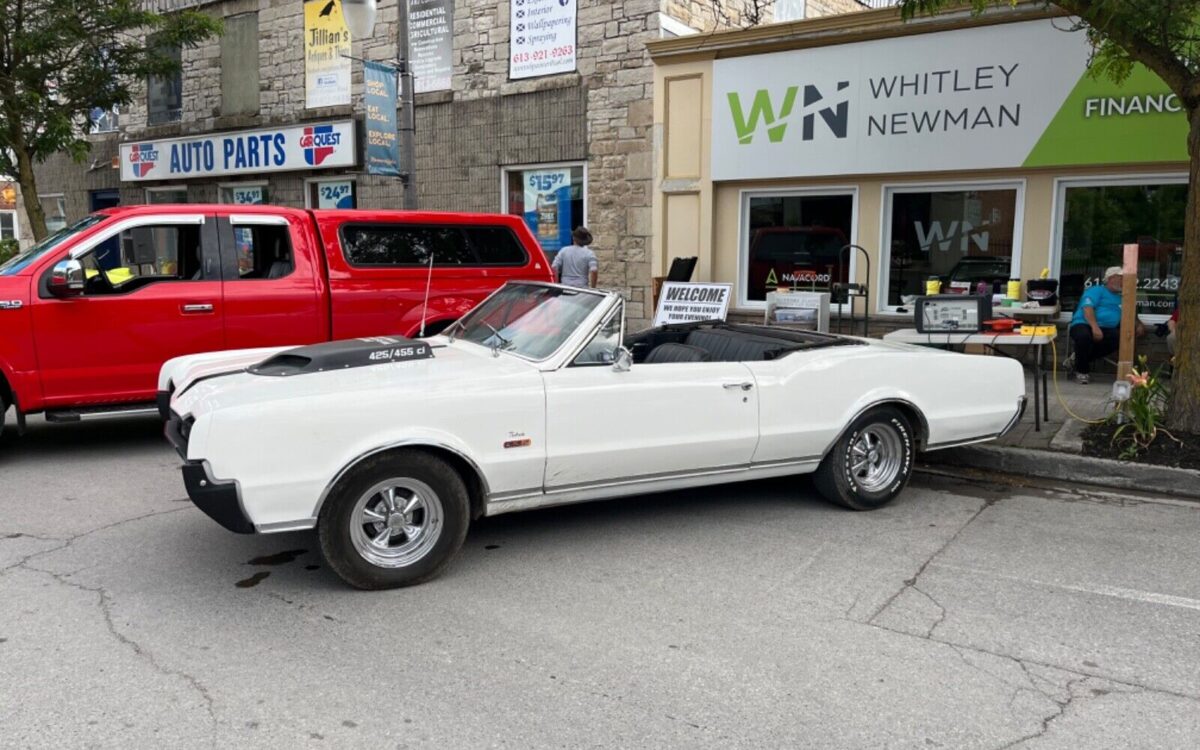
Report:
925,367,1200,500
995,369,1115,450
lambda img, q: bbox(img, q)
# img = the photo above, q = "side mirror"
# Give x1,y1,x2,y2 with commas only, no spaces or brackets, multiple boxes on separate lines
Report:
612,346,633,373
48,259,85,297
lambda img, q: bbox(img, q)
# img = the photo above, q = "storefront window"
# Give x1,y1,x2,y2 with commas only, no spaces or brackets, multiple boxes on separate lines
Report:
145,187,188,205
1057,181,1185,317
219,184,268,205
39,194,67,233
0,212,17,241
743,192,854,305
503,164,585,263
884,186,1019,307
308,179,356,209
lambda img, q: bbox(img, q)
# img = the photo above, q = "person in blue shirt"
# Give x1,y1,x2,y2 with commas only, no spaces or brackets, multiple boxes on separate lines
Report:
1067,266,1146,384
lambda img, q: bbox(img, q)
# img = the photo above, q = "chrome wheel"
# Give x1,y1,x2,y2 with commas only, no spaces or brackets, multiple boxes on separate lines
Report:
849,423,904,493
349,478,444,568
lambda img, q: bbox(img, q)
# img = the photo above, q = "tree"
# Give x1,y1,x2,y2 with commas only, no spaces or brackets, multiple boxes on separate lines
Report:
0,1,219,239
898,0,1200,434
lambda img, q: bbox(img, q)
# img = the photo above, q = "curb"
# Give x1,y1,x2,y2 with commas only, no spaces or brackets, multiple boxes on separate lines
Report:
925,443,1200,500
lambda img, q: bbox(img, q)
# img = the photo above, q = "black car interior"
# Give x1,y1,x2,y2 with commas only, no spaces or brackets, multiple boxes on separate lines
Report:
629,323,860,364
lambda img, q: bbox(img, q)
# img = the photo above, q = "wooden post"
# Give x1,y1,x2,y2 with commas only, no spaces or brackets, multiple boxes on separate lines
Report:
1117,243,1138,380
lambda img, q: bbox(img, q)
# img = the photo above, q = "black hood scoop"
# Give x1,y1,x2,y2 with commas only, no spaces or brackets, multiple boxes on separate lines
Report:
248,336,434,377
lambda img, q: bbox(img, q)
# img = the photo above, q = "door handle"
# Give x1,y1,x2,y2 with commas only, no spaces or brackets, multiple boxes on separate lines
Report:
181,303,214,314
723,382,754,391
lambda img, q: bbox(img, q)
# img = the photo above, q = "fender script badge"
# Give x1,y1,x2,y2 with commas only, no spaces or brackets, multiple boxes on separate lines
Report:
503,438,532,449
0,301,22,310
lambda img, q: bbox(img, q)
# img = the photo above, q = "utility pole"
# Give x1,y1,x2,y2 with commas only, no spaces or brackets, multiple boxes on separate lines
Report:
342,0,418,209
395,0,418,210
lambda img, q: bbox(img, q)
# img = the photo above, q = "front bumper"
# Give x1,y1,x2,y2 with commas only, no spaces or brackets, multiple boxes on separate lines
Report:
182,460,255,534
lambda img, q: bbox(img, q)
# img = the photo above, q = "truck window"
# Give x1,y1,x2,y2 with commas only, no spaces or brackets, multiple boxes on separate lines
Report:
340,224,528,267
79,223,205,295
229,224,293,280
466,226,528,265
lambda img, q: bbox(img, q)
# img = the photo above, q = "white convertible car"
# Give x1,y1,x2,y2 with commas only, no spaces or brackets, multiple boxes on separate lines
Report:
162,282,1025,589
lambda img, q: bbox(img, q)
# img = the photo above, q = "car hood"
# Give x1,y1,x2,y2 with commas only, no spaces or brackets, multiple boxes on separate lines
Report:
170,339,535,420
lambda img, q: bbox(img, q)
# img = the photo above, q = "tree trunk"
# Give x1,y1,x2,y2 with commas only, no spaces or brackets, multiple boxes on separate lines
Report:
13,145,48,241
1168,105,1200,433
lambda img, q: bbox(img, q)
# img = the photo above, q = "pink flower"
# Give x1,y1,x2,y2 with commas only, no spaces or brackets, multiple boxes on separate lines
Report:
1128,372,1149,388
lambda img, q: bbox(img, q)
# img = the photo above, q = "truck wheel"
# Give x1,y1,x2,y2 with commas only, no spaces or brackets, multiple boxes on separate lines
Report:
814,407,914,511
317,450,469,590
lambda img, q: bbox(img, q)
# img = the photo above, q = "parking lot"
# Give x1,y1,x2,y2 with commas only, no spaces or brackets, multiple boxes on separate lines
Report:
2,416,1199,749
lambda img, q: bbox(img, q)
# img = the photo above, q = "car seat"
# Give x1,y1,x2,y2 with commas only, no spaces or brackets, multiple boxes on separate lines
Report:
266,236,293,279
643,343,711,364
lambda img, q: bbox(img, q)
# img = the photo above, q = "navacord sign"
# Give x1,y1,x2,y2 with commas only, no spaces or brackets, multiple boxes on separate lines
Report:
711,19,1187,181
119,121,356,182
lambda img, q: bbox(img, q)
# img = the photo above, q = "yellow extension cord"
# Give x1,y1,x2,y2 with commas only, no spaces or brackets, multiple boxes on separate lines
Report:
1049,337,1108,425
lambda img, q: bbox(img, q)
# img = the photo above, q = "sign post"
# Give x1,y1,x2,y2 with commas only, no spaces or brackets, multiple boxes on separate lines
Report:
1117,243,1138,380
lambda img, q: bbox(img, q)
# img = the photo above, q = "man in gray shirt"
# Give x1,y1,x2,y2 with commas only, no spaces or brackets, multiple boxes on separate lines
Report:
552,227,598,288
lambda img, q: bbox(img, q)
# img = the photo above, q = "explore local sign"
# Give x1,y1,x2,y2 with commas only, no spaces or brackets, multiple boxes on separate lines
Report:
654,282,733,327
712,18,1188,180
119,122,357,182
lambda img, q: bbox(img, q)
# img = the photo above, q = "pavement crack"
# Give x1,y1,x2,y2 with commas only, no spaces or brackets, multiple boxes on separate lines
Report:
19,563,219,747
866,497,995,626
0,507,189,575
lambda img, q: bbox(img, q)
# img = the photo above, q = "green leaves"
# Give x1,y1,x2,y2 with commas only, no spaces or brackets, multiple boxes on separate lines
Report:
0,1,219,236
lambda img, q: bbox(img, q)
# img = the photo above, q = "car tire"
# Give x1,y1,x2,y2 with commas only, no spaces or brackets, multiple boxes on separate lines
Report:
317,450,470,590
0,392,6,439
813,407,914,511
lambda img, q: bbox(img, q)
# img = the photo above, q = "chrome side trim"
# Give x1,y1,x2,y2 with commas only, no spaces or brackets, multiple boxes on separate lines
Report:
230,214,290,226
484,458,821,517
922,434,1002,452
311,440,492,519
257,518,318,534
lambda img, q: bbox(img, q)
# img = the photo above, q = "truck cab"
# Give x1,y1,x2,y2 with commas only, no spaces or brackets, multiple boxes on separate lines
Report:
0,205,551,431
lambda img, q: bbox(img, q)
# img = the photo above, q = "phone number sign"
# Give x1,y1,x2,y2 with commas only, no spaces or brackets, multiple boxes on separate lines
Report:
510,0,576,80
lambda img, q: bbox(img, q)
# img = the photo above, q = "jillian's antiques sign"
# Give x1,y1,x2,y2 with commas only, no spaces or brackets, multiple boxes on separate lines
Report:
653,283,733,327
304,0,352,108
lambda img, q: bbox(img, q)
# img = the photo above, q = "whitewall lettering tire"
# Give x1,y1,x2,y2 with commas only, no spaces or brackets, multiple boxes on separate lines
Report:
814,407,914,511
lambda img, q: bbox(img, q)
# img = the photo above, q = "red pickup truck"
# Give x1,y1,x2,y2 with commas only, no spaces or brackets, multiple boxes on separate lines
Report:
0,204,552,433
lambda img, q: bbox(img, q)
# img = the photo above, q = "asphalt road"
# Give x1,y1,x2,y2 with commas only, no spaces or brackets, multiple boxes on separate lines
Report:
1,416,1199,749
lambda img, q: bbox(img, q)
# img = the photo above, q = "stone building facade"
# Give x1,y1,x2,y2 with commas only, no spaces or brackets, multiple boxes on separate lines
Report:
32,0,868,325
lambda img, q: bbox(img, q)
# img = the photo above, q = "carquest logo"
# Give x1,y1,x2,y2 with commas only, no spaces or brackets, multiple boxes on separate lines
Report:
728,82,851,145
128,143,159,177
300,125,341,166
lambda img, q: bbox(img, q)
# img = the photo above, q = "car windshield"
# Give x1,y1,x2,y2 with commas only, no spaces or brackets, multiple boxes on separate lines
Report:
449,283,606,360
0,214,105,276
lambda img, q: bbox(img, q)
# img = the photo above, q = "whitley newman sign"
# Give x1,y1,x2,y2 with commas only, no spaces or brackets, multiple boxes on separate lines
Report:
712,19,1188,180
119,122,357,182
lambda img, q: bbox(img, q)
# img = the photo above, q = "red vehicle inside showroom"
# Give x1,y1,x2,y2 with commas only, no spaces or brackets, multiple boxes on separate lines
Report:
0,204,552,432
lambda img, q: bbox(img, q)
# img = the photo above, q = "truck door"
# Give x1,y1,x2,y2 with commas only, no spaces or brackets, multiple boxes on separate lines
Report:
30,213,226,407
216,213,327,349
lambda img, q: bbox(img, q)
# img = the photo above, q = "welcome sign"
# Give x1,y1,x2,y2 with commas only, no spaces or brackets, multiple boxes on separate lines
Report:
119,122,357,182
711,19,1187,180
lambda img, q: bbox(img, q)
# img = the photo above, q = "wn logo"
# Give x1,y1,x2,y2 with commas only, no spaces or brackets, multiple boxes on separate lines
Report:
128,143,159,177
727,82,850,145
301,125,341,166
915,220,993,254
